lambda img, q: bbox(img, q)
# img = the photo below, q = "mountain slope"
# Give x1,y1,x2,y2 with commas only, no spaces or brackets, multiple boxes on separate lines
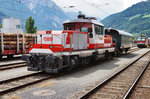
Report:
0,0,74,31
102,0,150,36
0,11,7,24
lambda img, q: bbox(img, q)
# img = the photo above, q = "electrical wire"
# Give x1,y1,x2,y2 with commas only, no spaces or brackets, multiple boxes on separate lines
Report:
81,0,110,16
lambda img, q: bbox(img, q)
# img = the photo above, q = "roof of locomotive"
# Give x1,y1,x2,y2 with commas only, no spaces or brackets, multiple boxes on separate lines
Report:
137,36,147,38
63,18,104,26
106,28,132,37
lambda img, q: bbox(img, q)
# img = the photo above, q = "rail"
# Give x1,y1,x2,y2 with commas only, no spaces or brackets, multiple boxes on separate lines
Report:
0,72,53,95
0,61,26,70
123,60,150,99
79,50,150,99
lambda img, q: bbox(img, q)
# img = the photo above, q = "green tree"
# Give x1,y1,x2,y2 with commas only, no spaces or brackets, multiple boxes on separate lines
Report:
25,16,37,33
0,24,2,28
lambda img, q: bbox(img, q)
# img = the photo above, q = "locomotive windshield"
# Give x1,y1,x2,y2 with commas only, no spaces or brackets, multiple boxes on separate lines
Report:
64,23,75,30
137,38,146,41
63,22,93,38
94,24,104,35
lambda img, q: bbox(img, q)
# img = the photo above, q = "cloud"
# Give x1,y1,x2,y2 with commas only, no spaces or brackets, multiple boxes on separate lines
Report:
52,0,143,19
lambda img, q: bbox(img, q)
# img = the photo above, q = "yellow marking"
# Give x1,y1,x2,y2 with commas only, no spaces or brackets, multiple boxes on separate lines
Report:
8,96,22,99
22,72,30,75
40,82,54,87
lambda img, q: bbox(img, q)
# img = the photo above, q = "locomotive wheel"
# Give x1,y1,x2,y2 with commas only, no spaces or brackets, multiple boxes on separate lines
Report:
91,53,96,62
7,55,13,59
104,51,109,60
70,56,79,67
109,52,114,59
0,56,2,60
124,49,127,54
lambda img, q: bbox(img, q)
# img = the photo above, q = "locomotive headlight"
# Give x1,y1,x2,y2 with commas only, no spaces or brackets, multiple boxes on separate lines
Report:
30,45,33,48
49,46,53,48
47,31,50,34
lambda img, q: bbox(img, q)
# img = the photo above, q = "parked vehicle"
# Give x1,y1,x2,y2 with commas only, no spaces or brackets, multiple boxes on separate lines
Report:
137,36,150,48
105,28,133,53
0,33,36,59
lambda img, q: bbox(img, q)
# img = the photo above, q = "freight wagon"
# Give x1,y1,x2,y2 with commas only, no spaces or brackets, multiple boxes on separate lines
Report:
0,33,36,59
105,28,133,53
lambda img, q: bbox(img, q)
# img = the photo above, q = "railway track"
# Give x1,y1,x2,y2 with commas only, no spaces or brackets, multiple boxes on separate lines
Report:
0,61,26,71
129,47,140,53
0,47,141,97
79,50,150,99
129,63,150,98
0,72,53,95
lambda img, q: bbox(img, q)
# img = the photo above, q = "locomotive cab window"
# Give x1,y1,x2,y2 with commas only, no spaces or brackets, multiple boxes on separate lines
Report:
64,24,75,30
142,38,145,41
88,27,93,38
81,28,88,32
94,24,104,35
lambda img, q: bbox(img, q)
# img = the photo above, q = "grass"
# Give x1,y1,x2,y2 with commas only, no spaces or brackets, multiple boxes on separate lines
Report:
129,14,141,20
142,14,150,18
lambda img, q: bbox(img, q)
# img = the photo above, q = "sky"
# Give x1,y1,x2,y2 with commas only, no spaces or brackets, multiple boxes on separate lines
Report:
52,0,146,19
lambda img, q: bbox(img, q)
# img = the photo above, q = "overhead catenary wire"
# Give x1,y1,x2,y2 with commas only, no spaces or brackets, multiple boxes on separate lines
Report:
81,0,110,16
0,0,119,29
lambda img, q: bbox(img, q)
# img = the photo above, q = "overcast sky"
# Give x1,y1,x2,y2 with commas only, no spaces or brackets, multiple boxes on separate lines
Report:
52,0,146,19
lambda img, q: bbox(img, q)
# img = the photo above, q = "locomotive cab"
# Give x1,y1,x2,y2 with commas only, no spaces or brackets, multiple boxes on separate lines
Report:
63,14,105,49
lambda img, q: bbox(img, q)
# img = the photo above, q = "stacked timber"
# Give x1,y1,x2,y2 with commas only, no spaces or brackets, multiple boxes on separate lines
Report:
24,34,36,49
0,33,36,53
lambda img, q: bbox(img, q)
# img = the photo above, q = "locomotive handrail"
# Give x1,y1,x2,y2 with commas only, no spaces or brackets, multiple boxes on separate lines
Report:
17,33,19,54
1,32,4,54
22,33,25,53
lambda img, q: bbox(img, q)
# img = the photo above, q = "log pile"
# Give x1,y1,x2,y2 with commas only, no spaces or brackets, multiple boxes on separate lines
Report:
0,33,36,51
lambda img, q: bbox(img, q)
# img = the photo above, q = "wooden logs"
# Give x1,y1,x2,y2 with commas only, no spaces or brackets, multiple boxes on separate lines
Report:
0,33,36,51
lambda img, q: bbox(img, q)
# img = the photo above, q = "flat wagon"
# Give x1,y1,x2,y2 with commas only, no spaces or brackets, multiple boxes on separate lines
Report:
0,33,36,58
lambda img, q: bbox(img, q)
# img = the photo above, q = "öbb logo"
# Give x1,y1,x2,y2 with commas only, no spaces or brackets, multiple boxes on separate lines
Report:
43,37,53,41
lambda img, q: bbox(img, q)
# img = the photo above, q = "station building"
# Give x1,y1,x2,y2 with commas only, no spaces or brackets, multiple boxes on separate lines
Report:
0,18,23,33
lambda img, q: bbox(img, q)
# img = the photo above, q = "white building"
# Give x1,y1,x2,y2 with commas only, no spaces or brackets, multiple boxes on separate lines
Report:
0,18,23,33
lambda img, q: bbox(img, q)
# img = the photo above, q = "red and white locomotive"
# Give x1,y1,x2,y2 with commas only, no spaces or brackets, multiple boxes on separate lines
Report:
137,36,150,48
25,14,130,73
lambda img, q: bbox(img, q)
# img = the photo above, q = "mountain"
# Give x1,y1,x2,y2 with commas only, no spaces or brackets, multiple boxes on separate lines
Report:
102,0,150,36
0,11,7,24
0,0,75,31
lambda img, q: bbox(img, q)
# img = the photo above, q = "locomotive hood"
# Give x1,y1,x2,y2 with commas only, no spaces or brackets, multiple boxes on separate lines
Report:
29,30,89,55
